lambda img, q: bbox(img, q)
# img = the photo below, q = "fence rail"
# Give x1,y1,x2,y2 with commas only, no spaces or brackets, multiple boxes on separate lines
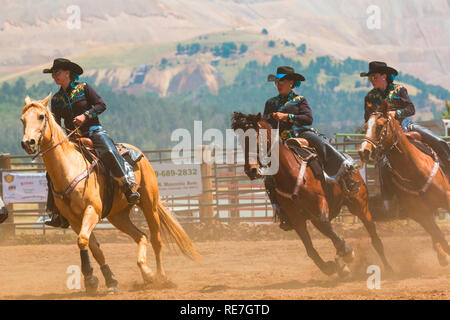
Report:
1,134,449,235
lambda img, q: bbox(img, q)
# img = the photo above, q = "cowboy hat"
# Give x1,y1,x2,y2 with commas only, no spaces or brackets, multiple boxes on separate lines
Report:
43,58,84,75
360,61,398,77
268,66,305,82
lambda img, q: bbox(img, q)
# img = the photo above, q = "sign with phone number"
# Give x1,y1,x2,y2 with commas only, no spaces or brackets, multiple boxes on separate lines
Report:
152,164,202,197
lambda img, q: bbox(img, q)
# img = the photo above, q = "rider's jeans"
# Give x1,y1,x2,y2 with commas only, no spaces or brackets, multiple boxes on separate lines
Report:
88,127,137,189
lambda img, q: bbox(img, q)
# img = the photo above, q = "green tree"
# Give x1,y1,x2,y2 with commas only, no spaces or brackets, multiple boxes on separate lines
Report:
440,100,450,119
239,43,248,54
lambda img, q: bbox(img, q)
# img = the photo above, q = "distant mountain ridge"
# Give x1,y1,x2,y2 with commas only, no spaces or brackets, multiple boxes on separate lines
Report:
1,0,449,90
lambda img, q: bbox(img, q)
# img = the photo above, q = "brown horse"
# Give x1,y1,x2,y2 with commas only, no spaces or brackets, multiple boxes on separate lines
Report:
359,102,450,266
20,94,200,294
232,112,392,277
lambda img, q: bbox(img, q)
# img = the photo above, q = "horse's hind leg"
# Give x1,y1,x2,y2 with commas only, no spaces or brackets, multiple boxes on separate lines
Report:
409,208,448,266
138,192,167,283
346,197,393,272
107,207,156,284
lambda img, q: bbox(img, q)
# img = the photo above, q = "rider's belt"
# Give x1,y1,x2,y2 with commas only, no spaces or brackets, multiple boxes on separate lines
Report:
88,125,102,137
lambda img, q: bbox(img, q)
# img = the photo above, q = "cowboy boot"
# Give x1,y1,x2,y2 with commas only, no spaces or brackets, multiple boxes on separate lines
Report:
44,174,70,228
265,176,293,231
90,129,141,205
0,206,8,224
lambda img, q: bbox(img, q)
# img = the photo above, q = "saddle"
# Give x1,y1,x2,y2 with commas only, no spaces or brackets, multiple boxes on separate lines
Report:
71,136,144,219
74,137,144,168
285,137,336,207
285,138,324,180
404,131,436,160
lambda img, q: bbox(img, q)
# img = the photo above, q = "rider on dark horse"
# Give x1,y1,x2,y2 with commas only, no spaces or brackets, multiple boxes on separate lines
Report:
264,66,361,231
361,61,450,211
42,58,140,228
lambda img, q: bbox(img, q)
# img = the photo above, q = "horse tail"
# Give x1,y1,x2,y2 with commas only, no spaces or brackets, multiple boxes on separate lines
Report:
157,200,201,261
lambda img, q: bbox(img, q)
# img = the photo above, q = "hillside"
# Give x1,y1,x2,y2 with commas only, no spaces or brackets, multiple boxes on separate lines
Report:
1,55,449,156
1,0,449,90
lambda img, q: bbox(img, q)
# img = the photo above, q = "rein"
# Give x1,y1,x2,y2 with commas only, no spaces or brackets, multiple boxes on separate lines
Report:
28,110,97,200
255,121,310,200
32,115,80,161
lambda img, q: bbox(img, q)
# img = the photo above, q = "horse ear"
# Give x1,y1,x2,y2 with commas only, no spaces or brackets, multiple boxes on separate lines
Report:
40,93,52,108
24,96,32,105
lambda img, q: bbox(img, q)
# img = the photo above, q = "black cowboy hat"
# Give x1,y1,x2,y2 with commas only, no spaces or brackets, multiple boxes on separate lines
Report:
43,58,84,75
360,61,398,77
268,66,305,82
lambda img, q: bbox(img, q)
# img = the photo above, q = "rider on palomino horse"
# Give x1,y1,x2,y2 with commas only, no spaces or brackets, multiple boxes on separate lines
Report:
361,61,450,210
263,66,361,231
42,58,140,228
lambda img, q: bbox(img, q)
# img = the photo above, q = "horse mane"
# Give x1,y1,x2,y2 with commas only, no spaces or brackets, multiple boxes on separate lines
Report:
231,112,264,130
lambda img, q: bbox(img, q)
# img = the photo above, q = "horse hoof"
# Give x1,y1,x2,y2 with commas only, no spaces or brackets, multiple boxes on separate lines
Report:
107,286,119,295
322,261,337,276
343,249,355,263
337,265,351,278
85,275,99,295
335,256,351,278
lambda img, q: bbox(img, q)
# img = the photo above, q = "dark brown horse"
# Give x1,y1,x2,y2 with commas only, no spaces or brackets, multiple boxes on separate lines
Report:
359,102,450,266
232,112,392,277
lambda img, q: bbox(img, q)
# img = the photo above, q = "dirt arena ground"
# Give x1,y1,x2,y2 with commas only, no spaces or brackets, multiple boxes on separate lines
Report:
0,222,449,300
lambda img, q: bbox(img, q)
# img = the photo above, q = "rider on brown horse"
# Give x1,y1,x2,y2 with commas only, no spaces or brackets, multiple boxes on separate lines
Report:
361,61,450,210
42,58,140,228
264,66,361,230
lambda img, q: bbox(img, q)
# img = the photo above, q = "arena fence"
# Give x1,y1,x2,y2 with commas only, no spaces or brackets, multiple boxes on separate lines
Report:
1,134,449,236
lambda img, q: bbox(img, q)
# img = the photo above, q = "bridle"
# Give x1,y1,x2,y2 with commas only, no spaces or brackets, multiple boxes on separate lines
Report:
27,106,79,161
362,112,441,196
361,112,402,160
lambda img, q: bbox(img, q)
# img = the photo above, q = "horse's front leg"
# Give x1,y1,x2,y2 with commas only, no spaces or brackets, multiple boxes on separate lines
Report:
309,197,353,277
89,232,119,294
293,216,337,276
78,205,100,294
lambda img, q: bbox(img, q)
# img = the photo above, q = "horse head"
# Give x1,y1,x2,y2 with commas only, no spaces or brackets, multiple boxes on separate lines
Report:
231,112,274,180
20,93,53,155
359,100,398,163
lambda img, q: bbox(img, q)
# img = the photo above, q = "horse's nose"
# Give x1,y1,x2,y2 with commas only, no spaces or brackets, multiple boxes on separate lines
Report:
358,149,370,162
21,138,35,153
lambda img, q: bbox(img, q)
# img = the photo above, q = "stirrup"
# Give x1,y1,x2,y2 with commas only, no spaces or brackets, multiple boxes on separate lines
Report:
125,189,140,205
45,213,70,229
0,208,8,224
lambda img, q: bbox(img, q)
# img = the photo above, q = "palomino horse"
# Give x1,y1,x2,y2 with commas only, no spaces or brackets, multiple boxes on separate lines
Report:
21,94,200,294
231,112,392,277
359,102,450,266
